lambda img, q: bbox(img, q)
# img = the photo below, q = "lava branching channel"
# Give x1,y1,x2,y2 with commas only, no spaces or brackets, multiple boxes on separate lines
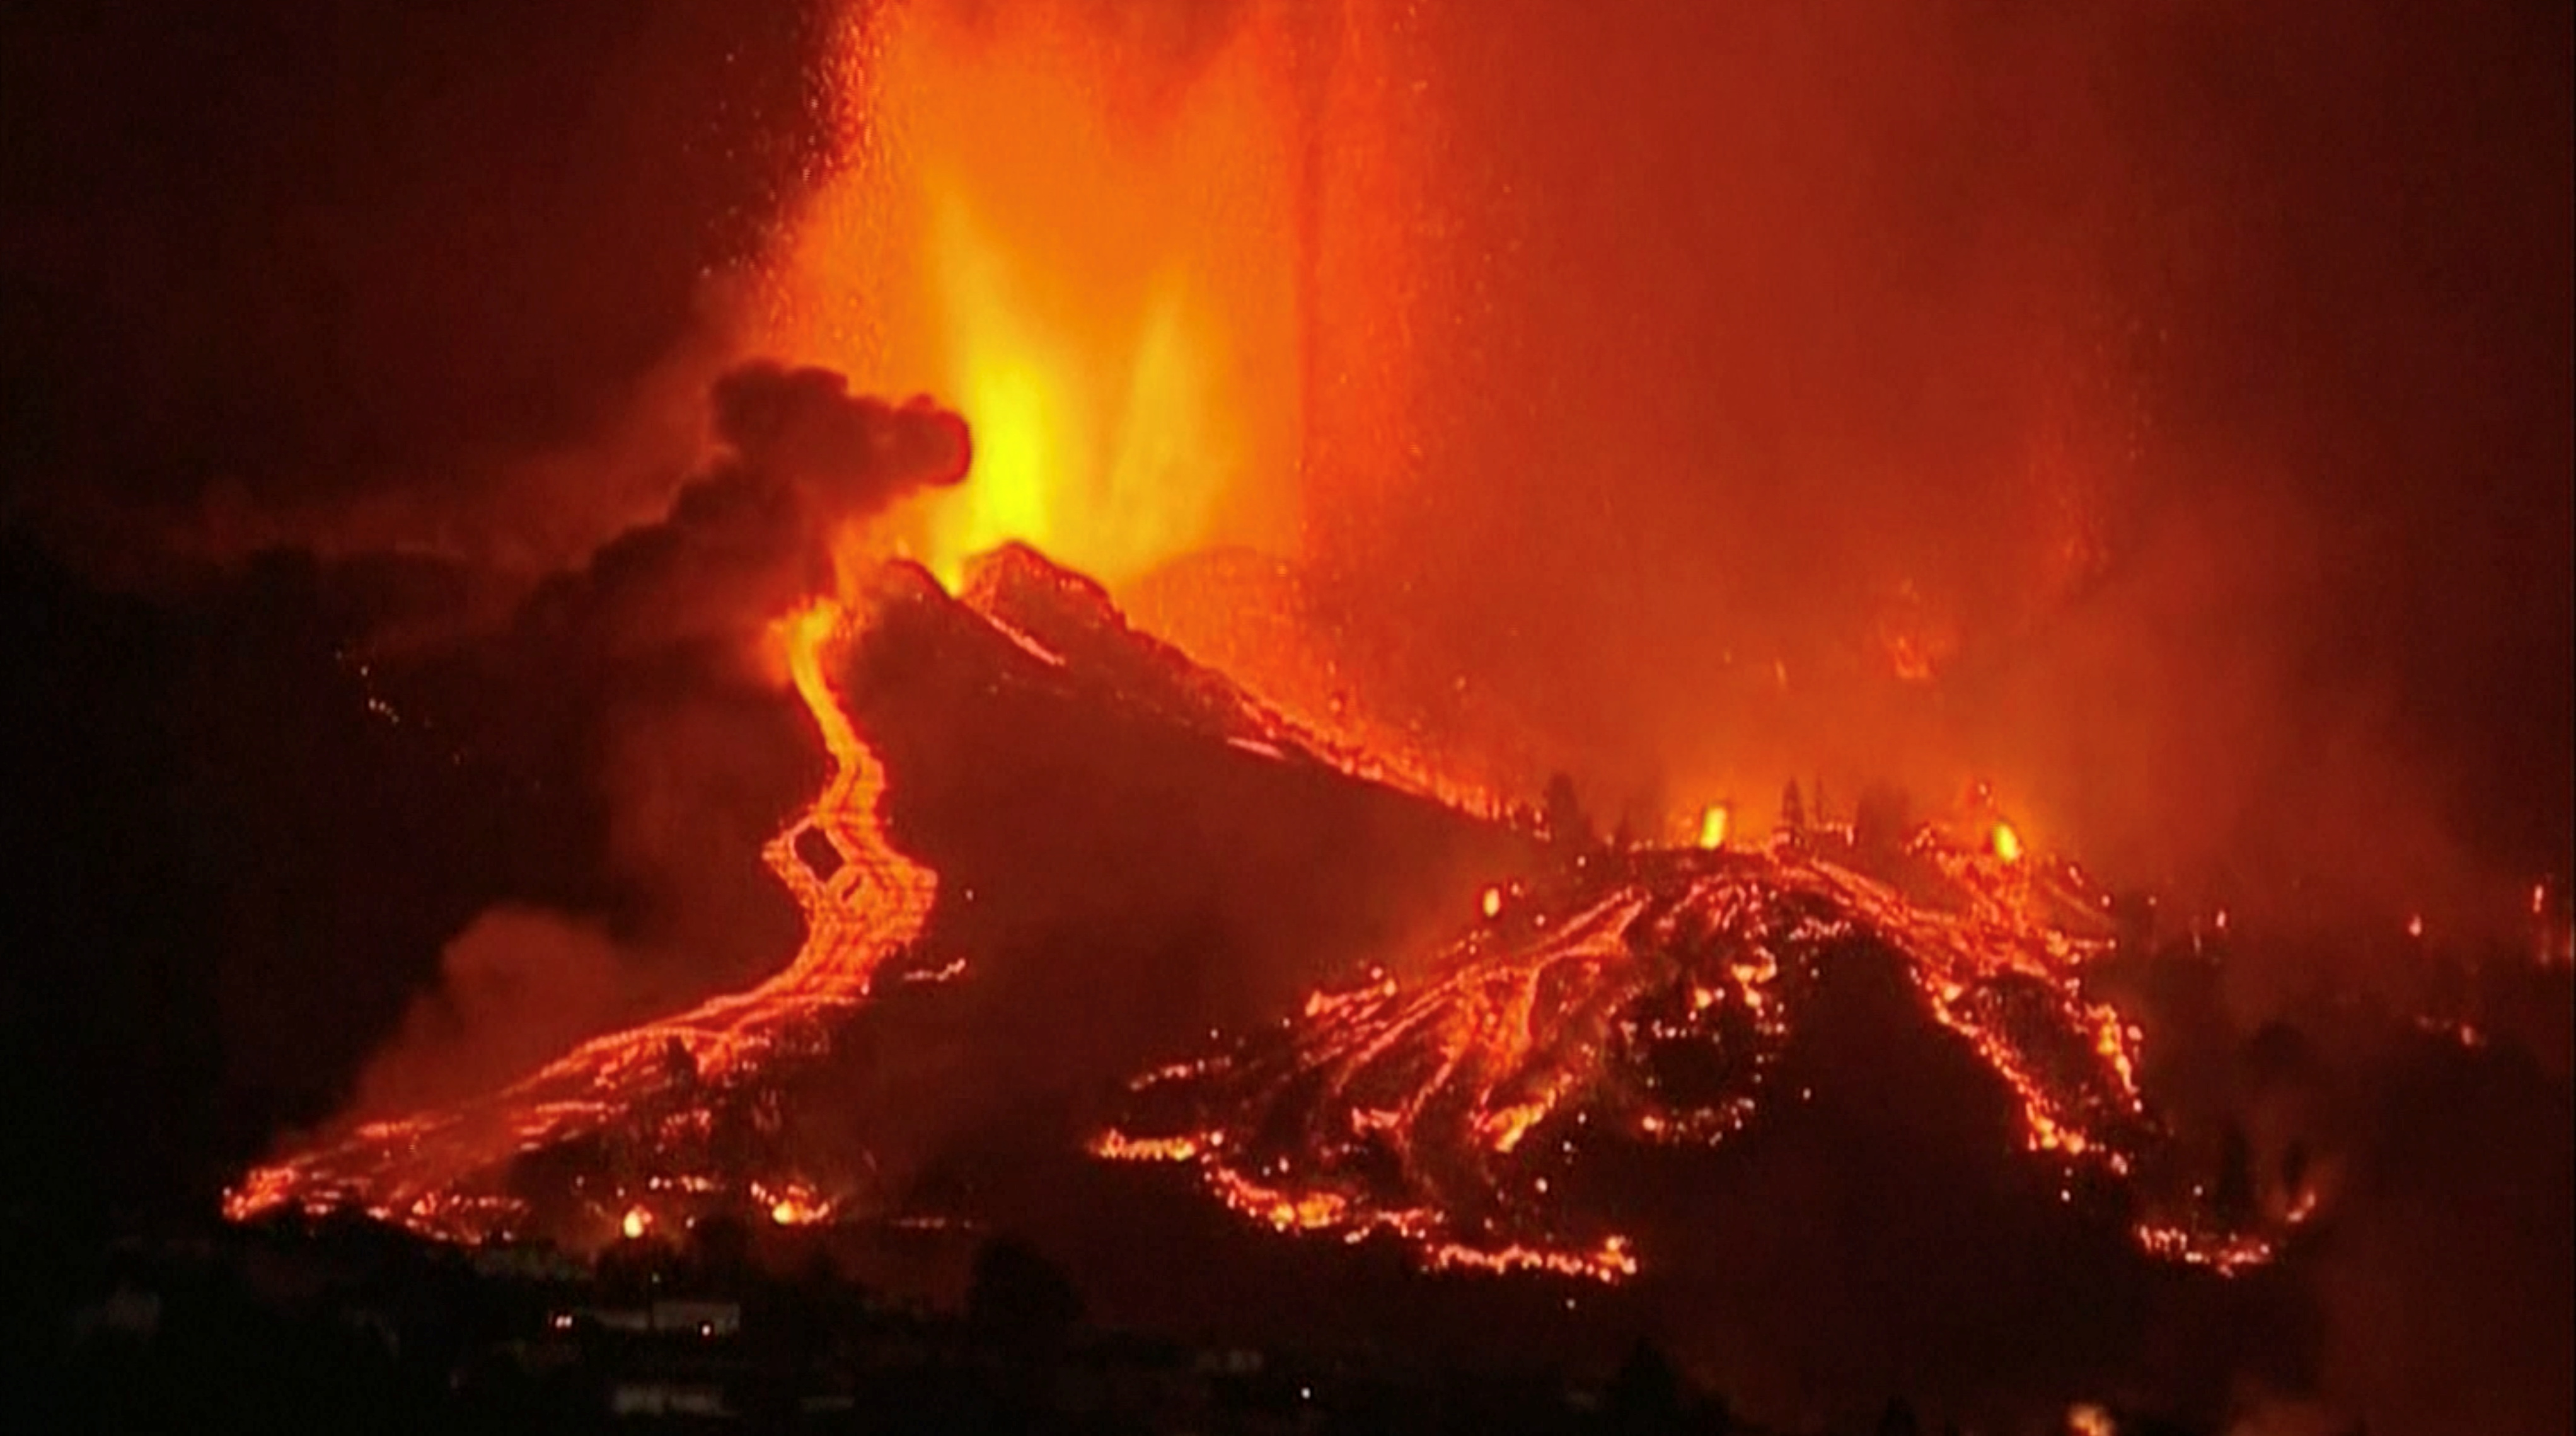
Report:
1095,830,2287,1282
226,601,937,1241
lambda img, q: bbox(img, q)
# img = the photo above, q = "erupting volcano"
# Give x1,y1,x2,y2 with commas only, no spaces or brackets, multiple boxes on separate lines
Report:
20,1,2544,1429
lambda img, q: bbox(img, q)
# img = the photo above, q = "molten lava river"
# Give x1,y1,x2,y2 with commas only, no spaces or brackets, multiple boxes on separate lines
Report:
228,558,2297,1289
1096,825,2294,1284
228,600,933,1241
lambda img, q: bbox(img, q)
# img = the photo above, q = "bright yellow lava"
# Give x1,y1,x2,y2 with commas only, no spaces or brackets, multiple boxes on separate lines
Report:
773,1,1309,590
1697,804,1731,850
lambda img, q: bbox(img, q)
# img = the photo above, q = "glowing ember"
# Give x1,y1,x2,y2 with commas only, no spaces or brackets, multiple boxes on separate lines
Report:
1697,803,1731,851
224,599,937,1241
621,1207,650,1241
1098,820,2280,1280
1481,885,1506,919
1991,820,2024,864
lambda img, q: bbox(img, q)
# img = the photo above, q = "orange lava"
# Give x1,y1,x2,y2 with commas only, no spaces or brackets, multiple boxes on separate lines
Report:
768,0,1322,590
224,599,936,1241
1097,820,2284,1281
1697,803,1732,850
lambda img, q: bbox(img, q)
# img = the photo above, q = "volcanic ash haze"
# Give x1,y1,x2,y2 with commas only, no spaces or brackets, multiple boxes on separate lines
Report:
2,0,2567,1431
736,0,2575,942
272,362,971,1169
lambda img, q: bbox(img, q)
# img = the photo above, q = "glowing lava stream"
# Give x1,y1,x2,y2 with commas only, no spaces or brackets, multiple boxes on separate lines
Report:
226,600,936,1239
1096,826,2289,1283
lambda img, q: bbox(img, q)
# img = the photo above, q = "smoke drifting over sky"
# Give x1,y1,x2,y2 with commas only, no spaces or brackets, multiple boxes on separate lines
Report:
340,360,968,1119
1279,0,2572,926
517,360,967,657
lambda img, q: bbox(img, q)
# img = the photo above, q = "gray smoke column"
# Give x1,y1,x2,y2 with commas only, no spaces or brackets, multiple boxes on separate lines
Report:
519,360,969,657
333,360,971,1132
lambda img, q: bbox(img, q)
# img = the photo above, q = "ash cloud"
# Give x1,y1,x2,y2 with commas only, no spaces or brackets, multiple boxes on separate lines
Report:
326,361,968,1122
516,361,967,658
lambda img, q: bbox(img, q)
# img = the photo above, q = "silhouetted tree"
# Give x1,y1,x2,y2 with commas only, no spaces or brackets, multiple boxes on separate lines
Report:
660,1037,699,1091
1542,772,1595,852
1854,783,1913,863
965,1237,1083,1434
1622,773,1670,847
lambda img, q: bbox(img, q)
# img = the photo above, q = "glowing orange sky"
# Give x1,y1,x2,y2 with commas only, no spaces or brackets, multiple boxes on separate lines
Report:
762,0,1336,589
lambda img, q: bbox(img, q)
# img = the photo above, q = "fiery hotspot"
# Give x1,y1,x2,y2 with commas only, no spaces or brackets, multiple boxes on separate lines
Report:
1094,822,2293,1282
224,600,937,1242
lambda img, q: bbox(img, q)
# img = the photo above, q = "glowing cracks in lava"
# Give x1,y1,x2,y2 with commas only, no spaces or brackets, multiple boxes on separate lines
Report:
753,1179,833,1227
1100,821,2285,1283
1697,803,1731,851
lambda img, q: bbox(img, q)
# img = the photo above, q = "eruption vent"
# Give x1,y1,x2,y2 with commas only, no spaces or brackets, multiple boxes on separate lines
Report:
771,0,1335,587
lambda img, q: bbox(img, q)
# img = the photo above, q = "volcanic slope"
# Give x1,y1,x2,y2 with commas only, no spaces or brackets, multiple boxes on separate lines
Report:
228,546,1534,1243
1094,829,2297,1285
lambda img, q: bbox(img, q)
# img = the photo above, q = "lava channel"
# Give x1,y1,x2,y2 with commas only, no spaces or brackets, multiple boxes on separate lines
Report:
224,599,937,1241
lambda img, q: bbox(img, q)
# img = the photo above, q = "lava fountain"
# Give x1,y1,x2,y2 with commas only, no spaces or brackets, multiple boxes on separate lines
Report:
766,0,1335,588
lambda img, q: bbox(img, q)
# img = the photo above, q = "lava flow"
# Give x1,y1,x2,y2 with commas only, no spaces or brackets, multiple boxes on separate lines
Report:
225,599,935,1242
1095,820,2292,1283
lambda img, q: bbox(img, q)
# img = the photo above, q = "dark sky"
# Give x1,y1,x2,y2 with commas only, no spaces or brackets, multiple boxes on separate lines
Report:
1,0,829,519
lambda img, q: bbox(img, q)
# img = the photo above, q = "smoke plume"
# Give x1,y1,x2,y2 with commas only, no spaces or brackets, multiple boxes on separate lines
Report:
515,360,968,658
333,361,968,1129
